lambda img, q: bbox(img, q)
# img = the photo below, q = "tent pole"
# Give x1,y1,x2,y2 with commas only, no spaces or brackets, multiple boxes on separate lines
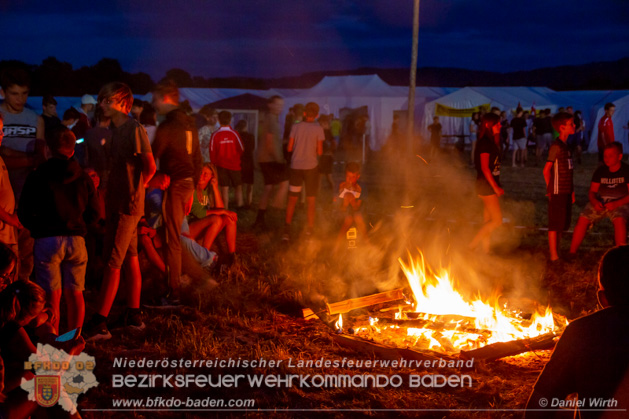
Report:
407,0,420,154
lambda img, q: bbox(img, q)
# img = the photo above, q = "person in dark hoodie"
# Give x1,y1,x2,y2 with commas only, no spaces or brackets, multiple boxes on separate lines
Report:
151,79,202,306
18,125,100,333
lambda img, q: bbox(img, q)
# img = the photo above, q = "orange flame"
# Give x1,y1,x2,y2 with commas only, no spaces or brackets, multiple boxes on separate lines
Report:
395,251,566,353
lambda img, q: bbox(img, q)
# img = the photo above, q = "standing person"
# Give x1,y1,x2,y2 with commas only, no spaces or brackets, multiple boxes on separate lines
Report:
84,82,156,340
18,126,100,332
282,102,324,241
209,111,244,209
533,109,553,165
543,112,576,262
597,103,616,163
84,106,112,187
139,103,157,145
235,119,255,207
41,95,62,134
499,110,510,161
469,112,480,165
197,107,219,163
151,79,202,305
0,68,45,283
72,94,97,142
574,110,586,164
253,95,288,229
428,116,442,158
318,114,335,189
0,114,21,273
469,113,503,253
510,109,528,167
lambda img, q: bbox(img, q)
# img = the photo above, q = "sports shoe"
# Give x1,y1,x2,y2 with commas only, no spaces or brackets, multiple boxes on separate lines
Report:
144,295,183,309
84,317,112,342
111,308,146,331
281,225,291,242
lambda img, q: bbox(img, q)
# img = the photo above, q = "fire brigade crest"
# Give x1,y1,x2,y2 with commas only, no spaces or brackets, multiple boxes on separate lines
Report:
21,344,98,414
35,376,60,407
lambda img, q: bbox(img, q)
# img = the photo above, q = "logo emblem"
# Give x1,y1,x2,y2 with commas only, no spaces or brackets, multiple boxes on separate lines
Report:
35,376,60,407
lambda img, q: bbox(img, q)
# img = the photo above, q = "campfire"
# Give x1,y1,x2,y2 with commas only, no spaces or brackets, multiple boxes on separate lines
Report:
314,251,568,361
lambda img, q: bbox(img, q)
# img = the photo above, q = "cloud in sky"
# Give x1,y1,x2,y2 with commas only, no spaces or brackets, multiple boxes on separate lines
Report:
1,0,628,79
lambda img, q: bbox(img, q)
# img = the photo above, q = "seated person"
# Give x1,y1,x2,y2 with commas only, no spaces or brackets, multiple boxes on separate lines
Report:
526,245,629,418
334,162,368,248
187,164,237,267
0,280,84,418
569,142,629,254
140,173,219,293
0,242,17,292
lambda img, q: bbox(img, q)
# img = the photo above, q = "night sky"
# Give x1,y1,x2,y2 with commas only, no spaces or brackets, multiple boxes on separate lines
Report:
1,0,628,80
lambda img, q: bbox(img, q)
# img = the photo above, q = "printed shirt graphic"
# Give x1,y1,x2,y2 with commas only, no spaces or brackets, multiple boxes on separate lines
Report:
0,108,39,152
21,343,98,414
209,126,244,170
592,161,629,202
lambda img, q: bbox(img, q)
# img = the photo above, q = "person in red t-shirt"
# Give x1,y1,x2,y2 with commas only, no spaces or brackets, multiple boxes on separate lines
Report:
209,111,244,209
597,102,615,162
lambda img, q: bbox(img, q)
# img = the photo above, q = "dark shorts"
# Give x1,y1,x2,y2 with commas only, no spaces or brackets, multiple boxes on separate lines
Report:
548,194,572,232
259,162,288,185
216,166,242,187
318,155,333,174
241,164,254,184
104,212,142,269
475,178,497,197
289,167,319,197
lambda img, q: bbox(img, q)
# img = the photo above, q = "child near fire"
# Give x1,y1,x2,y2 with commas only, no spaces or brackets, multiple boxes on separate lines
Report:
569,142,629,254
334,162,368,248
543,112,575,262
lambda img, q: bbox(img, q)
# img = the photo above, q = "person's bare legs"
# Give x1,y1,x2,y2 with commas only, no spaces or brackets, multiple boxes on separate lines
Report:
259,185,273,210
222,215,237,253
569,216,591,254
96,266,121,317
271,180,289,208
234,185,244,207
285,194,299,225
244,184,253,206
49,289,62,331
612,217,627,246
469,194,502,253
221,186,230,210
306,196,316,229
64,289,84,331
189,216,224,250
124,255,142,309
548,231,561,261
353,212,369,243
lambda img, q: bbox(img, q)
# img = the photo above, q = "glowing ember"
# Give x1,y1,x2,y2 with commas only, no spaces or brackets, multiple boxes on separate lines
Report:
354,252,567,355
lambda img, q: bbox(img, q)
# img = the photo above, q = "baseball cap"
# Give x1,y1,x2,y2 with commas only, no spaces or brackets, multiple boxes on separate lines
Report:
81,94,97,105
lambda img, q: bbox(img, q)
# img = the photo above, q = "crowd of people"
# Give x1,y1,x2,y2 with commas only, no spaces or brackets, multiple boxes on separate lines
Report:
466,104,627,264
0,64,627,417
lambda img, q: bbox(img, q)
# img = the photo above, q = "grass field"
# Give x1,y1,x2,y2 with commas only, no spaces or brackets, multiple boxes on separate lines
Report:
80,147,618,418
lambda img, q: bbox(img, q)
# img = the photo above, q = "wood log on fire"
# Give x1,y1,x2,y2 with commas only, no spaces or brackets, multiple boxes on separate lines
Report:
326,288,406,315
332,333,458,362
459,332,559,361
350,315,487,335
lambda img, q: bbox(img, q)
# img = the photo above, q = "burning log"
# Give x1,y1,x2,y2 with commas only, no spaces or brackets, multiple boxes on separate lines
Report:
459,332,559,361
332,334,457,362
326,288,406,315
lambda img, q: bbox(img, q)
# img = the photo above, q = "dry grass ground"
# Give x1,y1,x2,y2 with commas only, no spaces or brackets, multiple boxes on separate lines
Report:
79,147,617,418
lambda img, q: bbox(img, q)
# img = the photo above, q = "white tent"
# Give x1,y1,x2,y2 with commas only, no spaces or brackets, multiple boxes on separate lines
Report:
587,92,629,153
282,74,445,151
422,87,559,142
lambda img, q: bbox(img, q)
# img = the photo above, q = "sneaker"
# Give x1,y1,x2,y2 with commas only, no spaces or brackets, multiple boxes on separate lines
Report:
111,308,146,331
84,317,112,342
281,225,291,242
144,295,183,309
